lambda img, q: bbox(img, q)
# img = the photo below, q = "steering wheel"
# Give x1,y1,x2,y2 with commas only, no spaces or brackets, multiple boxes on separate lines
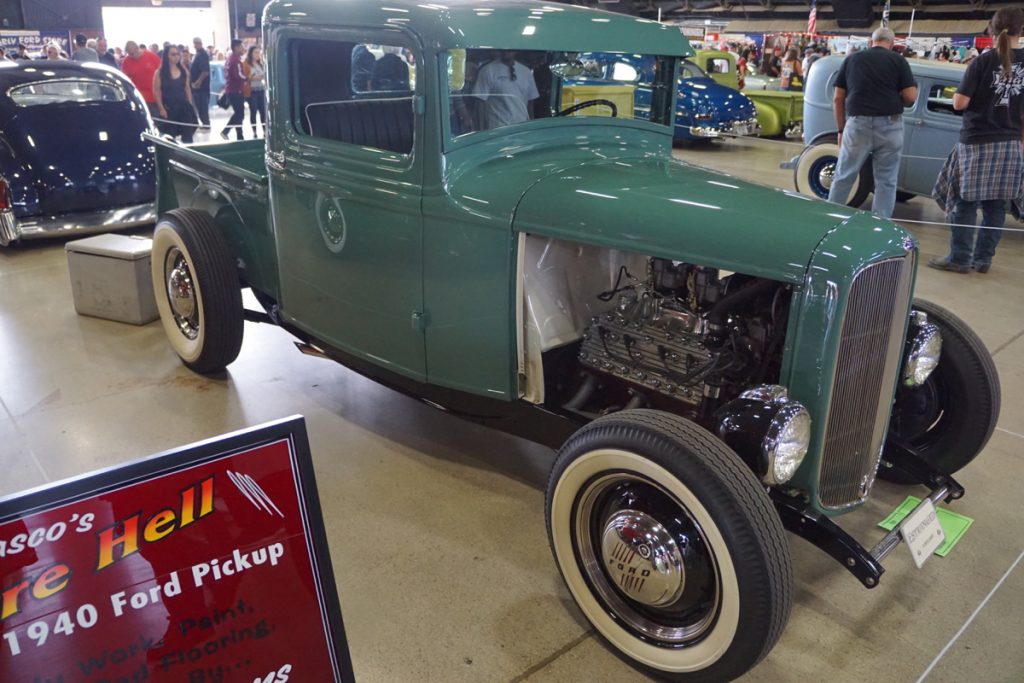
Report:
557,99,619,117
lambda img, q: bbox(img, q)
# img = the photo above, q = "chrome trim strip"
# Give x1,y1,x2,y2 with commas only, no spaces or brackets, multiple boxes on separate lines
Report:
10,202,156,243
817,254,916,509
0,209,17,246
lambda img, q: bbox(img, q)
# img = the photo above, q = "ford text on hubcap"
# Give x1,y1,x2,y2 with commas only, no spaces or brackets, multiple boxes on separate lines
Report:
576,474,720,645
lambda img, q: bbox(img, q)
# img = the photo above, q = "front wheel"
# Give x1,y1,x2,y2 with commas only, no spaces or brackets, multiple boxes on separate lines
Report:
881,299,1000,483
546,410,792,682
151,208,244,374
793,140,871,207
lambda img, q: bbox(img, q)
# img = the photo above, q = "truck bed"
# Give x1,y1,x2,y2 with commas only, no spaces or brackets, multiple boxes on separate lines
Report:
148,135,279,301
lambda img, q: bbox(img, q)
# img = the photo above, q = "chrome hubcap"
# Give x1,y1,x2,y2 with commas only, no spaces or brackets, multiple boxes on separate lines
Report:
600,510,685,607
575,474,720,646
164,247,199,340
818,161,836,190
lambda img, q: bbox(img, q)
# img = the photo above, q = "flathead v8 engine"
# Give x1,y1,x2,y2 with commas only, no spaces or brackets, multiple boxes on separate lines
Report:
570,258,791,419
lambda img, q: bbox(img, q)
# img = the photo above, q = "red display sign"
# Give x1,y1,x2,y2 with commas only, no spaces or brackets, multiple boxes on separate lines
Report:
0,417,353,683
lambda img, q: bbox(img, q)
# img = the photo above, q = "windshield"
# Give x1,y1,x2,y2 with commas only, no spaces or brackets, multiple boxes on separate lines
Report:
445,49,677,139
8,79,126,106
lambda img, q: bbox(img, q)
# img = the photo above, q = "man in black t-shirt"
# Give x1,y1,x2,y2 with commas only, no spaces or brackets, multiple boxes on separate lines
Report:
827,27,917,217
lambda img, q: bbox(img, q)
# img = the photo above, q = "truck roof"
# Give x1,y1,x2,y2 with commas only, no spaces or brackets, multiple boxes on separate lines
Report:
264,0,692,57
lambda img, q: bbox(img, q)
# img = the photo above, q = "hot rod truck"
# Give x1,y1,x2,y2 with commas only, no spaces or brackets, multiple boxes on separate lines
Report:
147,1,999,680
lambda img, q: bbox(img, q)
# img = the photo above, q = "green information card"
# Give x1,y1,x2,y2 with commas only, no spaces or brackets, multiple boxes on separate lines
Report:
878,496,974,557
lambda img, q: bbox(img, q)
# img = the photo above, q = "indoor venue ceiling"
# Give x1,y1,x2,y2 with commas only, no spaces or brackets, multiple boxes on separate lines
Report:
564,1,1013,33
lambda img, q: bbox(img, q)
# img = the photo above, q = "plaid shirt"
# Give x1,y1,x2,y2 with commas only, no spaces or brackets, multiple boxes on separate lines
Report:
933,139,1024,215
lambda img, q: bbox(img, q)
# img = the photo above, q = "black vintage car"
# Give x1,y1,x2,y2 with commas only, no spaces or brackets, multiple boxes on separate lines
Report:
0,61,156,246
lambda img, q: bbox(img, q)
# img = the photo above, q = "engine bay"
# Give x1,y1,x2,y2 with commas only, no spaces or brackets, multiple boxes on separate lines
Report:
542,256,792,425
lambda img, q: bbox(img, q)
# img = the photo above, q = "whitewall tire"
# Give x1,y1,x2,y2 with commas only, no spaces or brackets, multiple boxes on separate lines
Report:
151,208,243,374
545,410,792,682
794,141,871,207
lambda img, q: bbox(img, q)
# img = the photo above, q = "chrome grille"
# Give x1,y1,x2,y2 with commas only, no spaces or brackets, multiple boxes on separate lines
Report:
818,255,915,508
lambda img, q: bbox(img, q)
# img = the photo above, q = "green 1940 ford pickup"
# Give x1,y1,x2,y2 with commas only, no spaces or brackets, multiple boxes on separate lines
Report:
147,1,999,680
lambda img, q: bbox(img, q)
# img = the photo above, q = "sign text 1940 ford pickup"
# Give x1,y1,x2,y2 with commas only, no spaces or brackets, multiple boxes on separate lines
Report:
147,1,999,680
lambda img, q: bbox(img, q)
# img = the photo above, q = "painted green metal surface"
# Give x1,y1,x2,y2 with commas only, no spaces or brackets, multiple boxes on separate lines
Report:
264,0,692,57
746,90,803,136
694,49,738,89
267,25,427,381
512,154,862,285
779,213,916,512
149,136,279,299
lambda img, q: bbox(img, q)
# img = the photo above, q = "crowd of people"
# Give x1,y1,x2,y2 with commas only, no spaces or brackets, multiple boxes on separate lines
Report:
3,33,266,142
710,40,834,92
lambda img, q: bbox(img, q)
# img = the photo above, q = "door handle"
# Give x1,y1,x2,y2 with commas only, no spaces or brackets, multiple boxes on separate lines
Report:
266,150,286,171
904,118,923,126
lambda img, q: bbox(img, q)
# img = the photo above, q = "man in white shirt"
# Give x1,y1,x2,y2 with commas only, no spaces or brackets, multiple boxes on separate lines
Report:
473,52,539,130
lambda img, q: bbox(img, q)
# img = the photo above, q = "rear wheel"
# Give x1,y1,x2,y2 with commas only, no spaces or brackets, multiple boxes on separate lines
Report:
794,140,871,207
880,299,1000,483
151,208,243,374
546,410,792,682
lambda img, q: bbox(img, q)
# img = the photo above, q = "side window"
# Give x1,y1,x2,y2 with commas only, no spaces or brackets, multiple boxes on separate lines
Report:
927,83,962,117
292,36,415,155
707,58,730,74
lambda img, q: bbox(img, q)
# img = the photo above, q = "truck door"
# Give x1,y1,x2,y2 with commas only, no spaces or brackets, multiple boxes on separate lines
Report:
902,77,961,197
268,29,426,381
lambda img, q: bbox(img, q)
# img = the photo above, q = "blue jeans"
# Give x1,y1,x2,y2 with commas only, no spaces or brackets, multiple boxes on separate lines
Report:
948,198,1006,267
827,114,903,217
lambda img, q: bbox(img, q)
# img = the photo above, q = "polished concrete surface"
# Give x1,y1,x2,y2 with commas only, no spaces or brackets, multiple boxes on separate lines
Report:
1,134,1022,682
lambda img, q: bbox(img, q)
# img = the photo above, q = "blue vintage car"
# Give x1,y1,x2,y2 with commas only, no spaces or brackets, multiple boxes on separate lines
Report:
566,53,759,142
676,57,759,141
0,61,156,246
790,55,965,206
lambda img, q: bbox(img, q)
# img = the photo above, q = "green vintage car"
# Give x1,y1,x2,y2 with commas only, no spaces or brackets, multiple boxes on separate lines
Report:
147,1,998,680
696,49,804,138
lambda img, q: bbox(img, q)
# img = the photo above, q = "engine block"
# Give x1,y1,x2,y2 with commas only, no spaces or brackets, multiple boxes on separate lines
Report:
578,299,717,405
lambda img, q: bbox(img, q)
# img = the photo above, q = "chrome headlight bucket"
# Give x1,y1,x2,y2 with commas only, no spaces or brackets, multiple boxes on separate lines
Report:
714,384,812,485
903,312,942,386
762,403,812,484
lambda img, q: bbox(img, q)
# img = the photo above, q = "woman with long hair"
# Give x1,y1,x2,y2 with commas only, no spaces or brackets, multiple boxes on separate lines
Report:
152,45,195,143
930,7,1024,273
779,47,803,91
244,45,267,138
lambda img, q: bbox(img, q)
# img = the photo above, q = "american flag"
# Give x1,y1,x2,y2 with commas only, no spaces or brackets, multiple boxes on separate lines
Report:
807,0,817,35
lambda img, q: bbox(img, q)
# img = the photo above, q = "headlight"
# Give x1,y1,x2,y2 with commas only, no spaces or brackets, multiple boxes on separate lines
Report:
903,318,942,386
763,404,812,485
715,385,812,485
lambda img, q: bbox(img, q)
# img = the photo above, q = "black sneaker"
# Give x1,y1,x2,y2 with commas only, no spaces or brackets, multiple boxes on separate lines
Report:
220,129,230,140
972,263,991,273
927,257,970,273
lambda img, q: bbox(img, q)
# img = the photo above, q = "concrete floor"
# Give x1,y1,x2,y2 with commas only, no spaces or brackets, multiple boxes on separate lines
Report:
1,131,1022,683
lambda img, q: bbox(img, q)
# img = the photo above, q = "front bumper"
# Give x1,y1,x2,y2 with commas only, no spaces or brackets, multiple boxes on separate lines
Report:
689,116,761,139
0,202,156,247
773,443,965,588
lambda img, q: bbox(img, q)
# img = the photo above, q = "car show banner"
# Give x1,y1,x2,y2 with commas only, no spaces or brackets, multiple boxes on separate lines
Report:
0,416,354,683
0,30,71,55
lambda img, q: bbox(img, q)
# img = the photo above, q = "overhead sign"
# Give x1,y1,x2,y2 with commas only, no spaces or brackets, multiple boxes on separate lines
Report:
0,30,70,54
0,416,354,683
